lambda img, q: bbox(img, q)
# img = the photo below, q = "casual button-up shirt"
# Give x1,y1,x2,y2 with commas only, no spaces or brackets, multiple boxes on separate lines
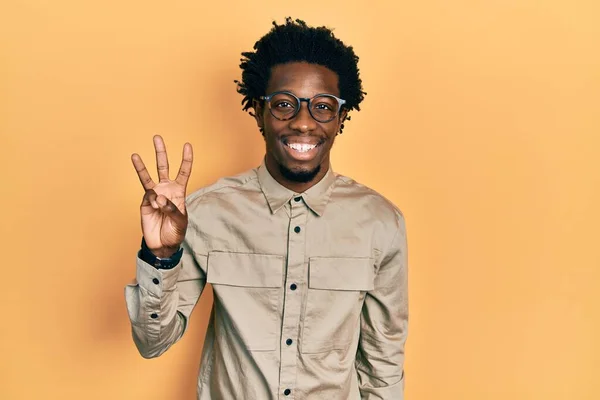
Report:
125,161,408,400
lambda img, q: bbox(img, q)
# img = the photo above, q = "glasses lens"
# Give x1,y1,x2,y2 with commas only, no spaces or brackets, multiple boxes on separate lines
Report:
269,93,299,120
310,95,339,122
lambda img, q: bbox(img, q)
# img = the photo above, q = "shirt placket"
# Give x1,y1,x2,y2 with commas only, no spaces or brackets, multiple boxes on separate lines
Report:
278,195,308,400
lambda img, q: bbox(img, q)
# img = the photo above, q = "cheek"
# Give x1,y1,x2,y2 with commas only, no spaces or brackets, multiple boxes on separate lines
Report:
263,117,287,135
325,124,340,139
263,128,282,149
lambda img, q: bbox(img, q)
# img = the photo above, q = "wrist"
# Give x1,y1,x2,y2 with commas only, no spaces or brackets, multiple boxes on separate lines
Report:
152,247,180,258
140,238,183,269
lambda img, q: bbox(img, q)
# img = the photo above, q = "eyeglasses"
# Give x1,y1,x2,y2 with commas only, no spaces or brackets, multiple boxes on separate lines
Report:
259,91,346,123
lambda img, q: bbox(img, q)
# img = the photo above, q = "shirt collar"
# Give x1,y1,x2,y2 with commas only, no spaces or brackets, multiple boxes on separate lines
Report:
256,159,337,217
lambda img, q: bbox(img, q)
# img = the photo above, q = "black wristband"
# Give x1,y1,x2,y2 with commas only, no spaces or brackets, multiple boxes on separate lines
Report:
139,237,183,270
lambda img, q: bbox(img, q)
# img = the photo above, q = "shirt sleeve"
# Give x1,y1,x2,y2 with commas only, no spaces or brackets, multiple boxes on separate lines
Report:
356,214,409,399
124,233,206,359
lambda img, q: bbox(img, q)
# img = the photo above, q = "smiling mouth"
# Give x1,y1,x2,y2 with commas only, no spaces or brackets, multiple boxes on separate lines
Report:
285,142,319,153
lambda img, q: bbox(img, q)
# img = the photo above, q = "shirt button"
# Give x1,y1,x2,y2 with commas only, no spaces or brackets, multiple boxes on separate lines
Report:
284,389,291,396
150,313,158,319
294,196,302,202
286,338,293,346
290,283,297,291
294,226,301,233
152,278,159,284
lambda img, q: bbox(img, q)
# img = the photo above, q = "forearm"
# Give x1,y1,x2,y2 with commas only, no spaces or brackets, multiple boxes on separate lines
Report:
356,336,406,399
357,216,408,399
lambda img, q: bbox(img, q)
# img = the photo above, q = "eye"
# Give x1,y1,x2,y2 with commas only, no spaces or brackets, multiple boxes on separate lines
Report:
314,103,333,111
274,101,294,109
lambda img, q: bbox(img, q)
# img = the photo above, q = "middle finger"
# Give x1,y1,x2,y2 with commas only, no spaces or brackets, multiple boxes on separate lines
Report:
153,135,170,182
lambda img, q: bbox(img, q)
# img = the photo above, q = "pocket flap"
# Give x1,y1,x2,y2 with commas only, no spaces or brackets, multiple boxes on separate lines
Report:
308,257,375,291
207,251,284,288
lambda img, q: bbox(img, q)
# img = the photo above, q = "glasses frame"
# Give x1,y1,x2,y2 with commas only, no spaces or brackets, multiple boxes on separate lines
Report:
259,91,347,123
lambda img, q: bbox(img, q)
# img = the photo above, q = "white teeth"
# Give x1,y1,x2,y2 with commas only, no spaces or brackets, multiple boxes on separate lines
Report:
287,143,317,152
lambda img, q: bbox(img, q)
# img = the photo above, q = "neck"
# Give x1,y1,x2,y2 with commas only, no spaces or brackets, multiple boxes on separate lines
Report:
265,158,329,193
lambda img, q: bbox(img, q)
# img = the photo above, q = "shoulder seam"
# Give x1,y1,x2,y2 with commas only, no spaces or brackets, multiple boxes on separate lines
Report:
186,171,259,203
333,173,404,218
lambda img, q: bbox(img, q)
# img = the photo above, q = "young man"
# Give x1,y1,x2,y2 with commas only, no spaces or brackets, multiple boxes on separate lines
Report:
125,18,408,400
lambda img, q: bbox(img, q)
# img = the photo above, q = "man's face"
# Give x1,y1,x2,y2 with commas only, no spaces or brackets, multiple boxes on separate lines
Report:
254,62,346,185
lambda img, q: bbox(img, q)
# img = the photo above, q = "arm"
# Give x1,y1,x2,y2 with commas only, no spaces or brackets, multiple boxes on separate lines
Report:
356,215,409,399
125,135,203,358
124,234,206,358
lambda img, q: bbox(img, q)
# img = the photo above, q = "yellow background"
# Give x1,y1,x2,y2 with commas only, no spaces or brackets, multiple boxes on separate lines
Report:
1,1,598,399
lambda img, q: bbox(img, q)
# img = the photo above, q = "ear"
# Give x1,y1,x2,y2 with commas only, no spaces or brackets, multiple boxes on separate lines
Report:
337,109,349,133
252,99,264,131
340,109,348,122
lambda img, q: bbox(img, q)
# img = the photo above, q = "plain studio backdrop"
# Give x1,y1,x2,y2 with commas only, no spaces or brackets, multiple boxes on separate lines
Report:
1,1,598,399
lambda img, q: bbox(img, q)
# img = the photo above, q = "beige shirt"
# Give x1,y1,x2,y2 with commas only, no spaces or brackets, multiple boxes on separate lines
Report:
125,161,408,400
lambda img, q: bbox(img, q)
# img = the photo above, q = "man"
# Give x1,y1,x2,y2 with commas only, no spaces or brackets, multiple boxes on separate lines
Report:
125,18,408,400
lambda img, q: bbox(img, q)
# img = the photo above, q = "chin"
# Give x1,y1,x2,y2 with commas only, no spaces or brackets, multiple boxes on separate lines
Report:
279,163,321,183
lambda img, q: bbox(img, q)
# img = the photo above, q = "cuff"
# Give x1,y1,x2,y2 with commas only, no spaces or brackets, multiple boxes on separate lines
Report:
136,256,182,298
359,373,404,400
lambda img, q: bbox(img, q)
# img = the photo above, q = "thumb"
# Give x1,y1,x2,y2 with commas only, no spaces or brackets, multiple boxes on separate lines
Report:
156,194,187,228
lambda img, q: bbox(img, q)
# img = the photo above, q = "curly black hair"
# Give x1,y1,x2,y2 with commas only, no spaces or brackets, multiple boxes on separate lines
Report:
235,17,366,133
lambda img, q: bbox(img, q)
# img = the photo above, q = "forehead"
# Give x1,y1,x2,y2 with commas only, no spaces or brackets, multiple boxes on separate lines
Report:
266,62,340,97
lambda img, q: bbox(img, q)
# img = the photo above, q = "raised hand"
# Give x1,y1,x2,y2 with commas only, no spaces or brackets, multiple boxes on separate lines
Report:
131,135,193,258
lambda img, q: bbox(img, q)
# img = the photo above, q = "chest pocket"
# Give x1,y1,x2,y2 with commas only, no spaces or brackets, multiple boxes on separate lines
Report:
207,251,284,351
300,257,375,354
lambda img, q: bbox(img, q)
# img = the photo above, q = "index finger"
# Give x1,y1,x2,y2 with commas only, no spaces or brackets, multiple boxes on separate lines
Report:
175,142,193,187
131,153,155,190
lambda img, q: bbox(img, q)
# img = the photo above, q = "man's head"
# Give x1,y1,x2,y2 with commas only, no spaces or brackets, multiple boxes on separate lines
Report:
236,18,365,188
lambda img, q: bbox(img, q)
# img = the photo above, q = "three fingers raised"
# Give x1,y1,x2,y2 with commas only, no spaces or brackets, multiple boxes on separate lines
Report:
131,135,193,190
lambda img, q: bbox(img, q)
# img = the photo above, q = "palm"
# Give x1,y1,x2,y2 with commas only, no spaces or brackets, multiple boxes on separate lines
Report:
132,135,193,255
140,181,186,248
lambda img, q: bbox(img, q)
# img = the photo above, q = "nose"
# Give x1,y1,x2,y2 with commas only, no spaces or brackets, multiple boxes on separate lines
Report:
289,102,317,133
